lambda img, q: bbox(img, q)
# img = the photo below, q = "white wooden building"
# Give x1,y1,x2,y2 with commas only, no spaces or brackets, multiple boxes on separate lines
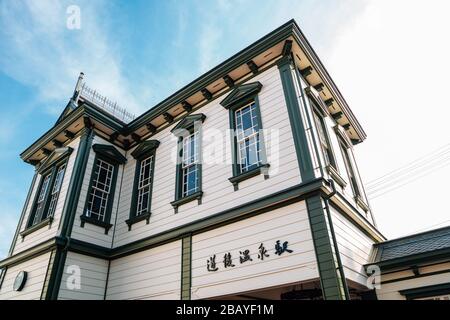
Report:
0,20,388,300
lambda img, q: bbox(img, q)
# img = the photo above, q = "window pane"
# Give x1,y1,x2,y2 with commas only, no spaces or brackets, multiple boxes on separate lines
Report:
183,164,199,197
313,111,336,168
47,164,66,218
182,132,198,167
313,113,327,146
32,174,52,225
181,131,200,197
340,143,361,197
136,155,153,216
85,159,114,222
235,101,261,173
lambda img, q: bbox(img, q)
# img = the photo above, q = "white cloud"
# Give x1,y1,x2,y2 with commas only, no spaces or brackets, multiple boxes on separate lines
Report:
2,0,449,245
0,0,146,116
324,0,450,238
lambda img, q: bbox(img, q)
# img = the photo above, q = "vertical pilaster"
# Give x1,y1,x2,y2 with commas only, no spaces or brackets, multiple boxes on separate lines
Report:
181,234,192,300
306,194,349,300
277,55,315,182
45,128,94,300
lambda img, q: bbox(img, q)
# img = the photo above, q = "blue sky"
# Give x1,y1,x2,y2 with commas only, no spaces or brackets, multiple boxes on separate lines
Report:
1,0,450,259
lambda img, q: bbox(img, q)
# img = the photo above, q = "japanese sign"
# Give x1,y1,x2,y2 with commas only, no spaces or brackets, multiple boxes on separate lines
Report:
206,240,293,272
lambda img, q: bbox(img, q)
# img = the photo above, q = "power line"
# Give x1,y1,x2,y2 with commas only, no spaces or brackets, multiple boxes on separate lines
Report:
368,159,450,199
366,142,450,185
367,154,450,195
367,149,450,191
367,144,450,190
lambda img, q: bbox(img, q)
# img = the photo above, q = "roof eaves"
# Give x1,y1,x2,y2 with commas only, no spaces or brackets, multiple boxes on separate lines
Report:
20,103,126,162
126,19,297,133
365,246,450,272
289,21,367,142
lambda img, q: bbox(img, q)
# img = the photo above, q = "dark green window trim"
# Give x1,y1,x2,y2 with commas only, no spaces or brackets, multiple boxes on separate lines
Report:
337,135,361,199
91,144,127,164
125,212,151,231
228,163,270,187
309,99,338,171
220,81,269,191
127,140,160,231
170,114,206,213
80,144,125,235
25,149,72,234
80,215,113,234
20,216,54,238
171,190,203,212
399,283,450,300
37,147,73,174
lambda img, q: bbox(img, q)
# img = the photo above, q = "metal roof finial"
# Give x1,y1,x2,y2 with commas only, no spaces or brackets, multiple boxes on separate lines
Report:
73,72,85,103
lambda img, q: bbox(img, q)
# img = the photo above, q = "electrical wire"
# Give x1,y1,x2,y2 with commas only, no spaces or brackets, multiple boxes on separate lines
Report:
367,154,450,195
368,158,450,199
367,145,450,190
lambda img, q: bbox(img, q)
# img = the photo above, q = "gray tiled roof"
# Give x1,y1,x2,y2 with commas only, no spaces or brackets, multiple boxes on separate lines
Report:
374,226,450,263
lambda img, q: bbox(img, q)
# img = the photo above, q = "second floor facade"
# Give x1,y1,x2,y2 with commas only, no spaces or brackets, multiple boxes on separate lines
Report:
6,20,379,258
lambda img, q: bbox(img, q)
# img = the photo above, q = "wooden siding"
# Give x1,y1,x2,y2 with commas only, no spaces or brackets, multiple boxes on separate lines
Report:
58,252,109,300
106,240,181,300
12,137,81,255
113,65,301,247
329,205,374,286
0,252,51,300
71,135,125,248
377,262,450,300
191,201,318,299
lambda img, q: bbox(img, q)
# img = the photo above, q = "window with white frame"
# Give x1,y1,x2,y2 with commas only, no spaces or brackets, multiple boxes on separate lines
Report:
170,114,205,212
339,140,361,198
182,131,200,197
26,149,72,230
47,164,66,218
235,101,261,173
313,111,336,168
32,173,52,226
85,159,114,222
136,155,153,216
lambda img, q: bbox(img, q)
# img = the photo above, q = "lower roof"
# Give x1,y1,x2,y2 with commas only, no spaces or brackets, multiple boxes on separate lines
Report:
369,225,450,269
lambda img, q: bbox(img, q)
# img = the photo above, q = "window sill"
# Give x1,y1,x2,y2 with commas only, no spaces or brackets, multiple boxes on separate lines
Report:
125,212,151,231
355,195,370,212
326,165,347,188
19,216,53,239
229,164,270,191
170,191,203,213
80,215,113,235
